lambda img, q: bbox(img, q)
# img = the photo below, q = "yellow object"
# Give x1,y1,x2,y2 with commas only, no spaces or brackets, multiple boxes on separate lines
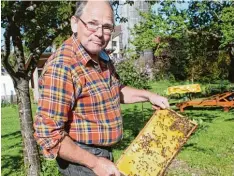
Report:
116,109,197,176
167,84,201,95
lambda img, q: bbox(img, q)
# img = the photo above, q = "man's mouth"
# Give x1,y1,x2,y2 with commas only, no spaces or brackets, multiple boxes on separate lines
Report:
93,41,102,45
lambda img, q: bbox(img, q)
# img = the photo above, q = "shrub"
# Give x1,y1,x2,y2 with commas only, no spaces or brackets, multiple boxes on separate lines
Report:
116,59,150,90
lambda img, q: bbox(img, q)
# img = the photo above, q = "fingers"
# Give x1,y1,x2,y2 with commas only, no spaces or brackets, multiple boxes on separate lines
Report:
152,99,168,109
163,98,170,108
149,94,170,109
112,166,120,176
93,157,120,176
158,101,167,109
152,105,161,110
109,163,120,176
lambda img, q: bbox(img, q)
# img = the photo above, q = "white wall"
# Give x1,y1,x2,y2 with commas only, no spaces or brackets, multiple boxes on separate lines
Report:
1,75,16,97
106,35,121,61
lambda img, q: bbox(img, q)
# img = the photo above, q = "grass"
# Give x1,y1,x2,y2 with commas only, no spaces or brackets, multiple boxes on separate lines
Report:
1,105,25,176
167,109,234,175
1,80,234,175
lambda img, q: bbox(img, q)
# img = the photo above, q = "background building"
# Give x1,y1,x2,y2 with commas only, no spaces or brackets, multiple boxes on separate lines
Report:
1,67,16,103
119,0,149,49
106,25,123,63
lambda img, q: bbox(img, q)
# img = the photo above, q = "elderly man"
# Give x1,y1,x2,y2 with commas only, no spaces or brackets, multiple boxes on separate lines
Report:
34,1,169,176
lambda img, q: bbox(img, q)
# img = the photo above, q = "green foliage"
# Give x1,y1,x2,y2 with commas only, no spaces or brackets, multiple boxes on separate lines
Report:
220,5,234,48
130,1,234,82
29,88,34,104
40,159,61,176
116,59,150,89
1,1,75,74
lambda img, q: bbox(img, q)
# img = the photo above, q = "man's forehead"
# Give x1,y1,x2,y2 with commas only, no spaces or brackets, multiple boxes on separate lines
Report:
81,1,113,22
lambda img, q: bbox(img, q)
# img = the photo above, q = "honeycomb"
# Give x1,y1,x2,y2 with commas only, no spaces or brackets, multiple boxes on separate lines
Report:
167,84,201,95
116,109,197,176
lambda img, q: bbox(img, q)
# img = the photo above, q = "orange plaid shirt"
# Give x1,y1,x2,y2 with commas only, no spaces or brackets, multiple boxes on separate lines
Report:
34,35,123,159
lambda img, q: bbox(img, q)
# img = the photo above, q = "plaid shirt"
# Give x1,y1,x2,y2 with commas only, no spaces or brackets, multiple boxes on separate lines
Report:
34,35,123,159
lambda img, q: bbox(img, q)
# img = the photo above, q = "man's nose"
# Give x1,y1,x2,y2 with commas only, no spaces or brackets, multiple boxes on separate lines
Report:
95,27,103,37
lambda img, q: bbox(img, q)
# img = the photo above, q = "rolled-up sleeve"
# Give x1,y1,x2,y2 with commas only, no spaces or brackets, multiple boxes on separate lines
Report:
34,62,74,159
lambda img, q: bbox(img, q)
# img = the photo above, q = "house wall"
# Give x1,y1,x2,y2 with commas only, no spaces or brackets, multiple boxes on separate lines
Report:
106,35,121,61
1,75,17,103
120,1,149,49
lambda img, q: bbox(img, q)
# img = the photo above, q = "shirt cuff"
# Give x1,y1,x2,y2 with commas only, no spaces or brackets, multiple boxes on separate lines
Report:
34,129,68,160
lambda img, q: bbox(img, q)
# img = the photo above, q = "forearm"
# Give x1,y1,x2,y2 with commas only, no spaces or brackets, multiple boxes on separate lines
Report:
120,86,152,104
58,136,98,169
120,86,170,109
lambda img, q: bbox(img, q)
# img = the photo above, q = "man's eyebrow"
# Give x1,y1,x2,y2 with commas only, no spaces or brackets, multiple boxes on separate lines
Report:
89,19,113,26
89,19,99,23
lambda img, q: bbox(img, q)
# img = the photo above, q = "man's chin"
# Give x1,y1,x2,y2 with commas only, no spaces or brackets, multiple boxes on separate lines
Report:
87,46,103,55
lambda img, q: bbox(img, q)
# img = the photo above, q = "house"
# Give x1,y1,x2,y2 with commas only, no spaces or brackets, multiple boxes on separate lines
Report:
106,25,123,63
1,67,17,103
31,52,52,103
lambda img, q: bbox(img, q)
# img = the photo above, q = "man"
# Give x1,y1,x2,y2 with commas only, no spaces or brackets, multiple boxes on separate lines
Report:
34,1,169,176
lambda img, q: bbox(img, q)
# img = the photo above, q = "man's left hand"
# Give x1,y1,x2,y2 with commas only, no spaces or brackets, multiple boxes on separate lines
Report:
148,93,170,110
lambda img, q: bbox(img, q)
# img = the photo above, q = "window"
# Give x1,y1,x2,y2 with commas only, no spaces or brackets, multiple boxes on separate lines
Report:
113,53,117,58
112,41,117,47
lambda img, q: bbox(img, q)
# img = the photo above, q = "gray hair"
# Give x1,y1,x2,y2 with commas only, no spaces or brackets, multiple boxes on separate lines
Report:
74,1,114,23
74,1,88,18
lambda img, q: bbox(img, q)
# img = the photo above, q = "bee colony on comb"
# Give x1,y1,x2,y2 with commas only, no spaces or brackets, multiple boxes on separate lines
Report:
116,109,197,176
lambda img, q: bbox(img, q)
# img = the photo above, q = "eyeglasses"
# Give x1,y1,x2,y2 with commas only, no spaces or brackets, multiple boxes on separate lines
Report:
76,17,114,35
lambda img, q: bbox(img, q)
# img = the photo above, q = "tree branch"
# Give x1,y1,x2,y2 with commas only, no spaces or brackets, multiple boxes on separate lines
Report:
26,50,42,79
26,26,67,78
2,23,17,78
12,23,26,78
186,29,221,39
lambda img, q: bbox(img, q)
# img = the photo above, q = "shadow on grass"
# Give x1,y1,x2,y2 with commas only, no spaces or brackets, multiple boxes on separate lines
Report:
1,131,22,150
181,108,220,123
182,143,214,154
1,130,21,139
1,152,24,176
225,118,234,121
1,131,24,175
182,106,225,111
113,105,154,150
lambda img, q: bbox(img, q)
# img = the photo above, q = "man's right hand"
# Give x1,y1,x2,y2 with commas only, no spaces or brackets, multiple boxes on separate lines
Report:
92,157,120,176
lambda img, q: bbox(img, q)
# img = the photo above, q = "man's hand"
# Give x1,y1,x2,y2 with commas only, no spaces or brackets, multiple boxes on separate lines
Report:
92,157,120,176
148,93,170,110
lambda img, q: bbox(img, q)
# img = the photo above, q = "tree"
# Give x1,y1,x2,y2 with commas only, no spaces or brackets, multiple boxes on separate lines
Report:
1,1,74,175
130,1,234,82
187,1,233,82
1,1,135,174
220,5,234,82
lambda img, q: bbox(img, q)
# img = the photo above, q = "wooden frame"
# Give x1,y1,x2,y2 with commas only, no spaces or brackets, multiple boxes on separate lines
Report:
176,92,234,112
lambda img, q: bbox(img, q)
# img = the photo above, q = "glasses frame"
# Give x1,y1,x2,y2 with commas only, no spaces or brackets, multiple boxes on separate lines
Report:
76,16,114,35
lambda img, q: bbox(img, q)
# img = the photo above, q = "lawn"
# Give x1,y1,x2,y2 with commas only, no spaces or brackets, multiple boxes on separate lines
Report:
1,81,234,176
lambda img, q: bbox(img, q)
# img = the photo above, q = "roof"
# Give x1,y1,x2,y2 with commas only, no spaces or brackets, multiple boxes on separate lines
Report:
25,52,52,70
112,25,121,39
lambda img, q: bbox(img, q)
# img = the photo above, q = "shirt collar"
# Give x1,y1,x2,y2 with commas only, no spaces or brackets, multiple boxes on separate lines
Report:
71,34,110,66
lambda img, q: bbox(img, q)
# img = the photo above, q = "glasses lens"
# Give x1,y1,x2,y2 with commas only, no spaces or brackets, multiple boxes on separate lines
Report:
86,23,98,31
103,28,112,34
86,22,113,34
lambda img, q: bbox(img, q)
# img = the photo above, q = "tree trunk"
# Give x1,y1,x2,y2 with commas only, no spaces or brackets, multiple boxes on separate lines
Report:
15,78,41,176
228,49,234,83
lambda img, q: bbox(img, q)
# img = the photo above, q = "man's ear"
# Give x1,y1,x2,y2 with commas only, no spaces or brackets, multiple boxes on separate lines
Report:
71,16,78,33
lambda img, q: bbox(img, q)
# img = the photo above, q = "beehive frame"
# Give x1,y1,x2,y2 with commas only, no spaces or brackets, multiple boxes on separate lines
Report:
116,109,197,176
